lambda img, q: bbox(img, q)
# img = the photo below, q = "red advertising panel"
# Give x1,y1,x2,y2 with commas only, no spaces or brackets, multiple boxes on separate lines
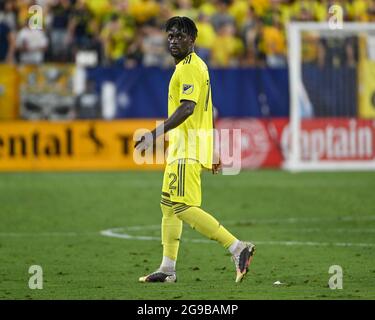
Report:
215,118,287,169
216,118,375,169
296,118,375,161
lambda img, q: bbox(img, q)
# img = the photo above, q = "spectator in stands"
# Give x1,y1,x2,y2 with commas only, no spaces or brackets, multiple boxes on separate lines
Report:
0,0,17,30
294,4,315,22
210,0,236,32
85,0,111,21
318,35,357,68
158,0,174,22
100,13,134,66
195,12,216,64
48,0,72,61
345,0,369,21
315,1,358,68
241,5,262,65
367,5,375,58
128,0,160,25
278,0,295,25
290,0,320,21
105,0,136,27
0,21,14,63
228,0,250,31
124,32,144,68
249,0,270,18
210,21,244,67
174,0,198,21
290,0,320,66
301,32,320,65
141,20,173,67
16,19,49,64
0,1,16,63
67,0,100,58
198,0,216,17
366,1,375,22
260,10,287,67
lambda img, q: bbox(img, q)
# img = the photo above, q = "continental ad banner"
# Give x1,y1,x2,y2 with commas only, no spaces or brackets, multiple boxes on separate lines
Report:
0,120,165,171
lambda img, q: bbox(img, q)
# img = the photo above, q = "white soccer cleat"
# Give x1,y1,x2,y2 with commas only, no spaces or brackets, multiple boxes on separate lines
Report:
232,242,256,283
139,270,177,283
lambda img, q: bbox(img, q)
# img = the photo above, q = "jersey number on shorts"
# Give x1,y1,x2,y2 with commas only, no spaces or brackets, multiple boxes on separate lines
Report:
169,160,185,196
168,173,177,195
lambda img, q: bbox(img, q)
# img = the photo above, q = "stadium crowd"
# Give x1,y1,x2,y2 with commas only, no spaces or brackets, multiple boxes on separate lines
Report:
0,0,375,68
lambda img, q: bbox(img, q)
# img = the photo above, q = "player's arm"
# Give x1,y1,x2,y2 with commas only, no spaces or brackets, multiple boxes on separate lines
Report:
135,62,200,151
160,99,196,136
134,100,195,150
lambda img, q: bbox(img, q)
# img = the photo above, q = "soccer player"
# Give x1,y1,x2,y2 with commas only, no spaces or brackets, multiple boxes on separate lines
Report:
135,16,255,283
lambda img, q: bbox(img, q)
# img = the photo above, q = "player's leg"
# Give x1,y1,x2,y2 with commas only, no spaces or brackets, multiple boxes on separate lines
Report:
139,167,182,283
171,159,255,282
177,206,255,282
170,159,236,248
160,192,182,270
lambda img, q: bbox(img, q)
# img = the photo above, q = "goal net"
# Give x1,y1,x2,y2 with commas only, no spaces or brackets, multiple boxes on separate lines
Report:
284,22,375,171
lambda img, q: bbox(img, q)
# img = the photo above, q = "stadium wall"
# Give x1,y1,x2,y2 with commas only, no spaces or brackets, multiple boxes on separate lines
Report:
1,65,361,120
86,66,290,118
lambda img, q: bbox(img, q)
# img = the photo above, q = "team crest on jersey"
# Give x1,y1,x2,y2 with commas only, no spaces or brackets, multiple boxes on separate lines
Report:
182,84,194,95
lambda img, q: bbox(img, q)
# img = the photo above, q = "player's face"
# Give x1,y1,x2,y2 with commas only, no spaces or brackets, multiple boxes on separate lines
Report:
167,26,193,61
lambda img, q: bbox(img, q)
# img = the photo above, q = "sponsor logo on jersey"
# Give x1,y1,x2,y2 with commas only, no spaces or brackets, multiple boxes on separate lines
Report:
182,84,194,95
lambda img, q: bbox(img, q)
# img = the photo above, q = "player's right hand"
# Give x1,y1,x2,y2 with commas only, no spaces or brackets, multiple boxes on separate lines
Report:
134,135,151,153
134,135,144,149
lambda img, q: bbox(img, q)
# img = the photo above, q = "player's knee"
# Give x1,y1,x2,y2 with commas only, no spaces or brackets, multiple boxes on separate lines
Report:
172,202,190,215
173,203,197,229
160,194,173,214
160,201,174,217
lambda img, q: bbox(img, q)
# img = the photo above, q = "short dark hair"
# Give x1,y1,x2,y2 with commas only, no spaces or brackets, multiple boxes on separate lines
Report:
165,16,198,40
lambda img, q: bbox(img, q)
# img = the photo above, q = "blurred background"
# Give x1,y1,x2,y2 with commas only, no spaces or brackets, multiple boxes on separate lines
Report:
0,0,375,171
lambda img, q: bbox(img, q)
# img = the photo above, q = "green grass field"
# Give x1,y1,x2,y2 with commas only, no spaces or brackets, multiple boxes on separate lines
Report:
0,170,374,300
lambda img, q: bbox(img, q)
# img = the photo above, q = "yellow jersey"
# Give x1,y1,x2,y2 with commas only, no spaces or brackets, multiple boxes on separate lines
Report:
167,52,213,169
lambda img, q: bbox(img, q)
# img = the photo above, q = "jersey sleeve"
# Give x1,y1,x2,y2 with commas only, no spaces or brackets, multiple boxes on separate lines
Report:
177,64,202,104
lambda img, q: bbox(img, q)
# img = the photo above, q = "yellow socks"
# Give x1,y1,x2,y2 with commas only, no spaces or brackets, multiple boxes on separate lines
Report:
160,202,183,261
160,199,237,268
174,204,237,249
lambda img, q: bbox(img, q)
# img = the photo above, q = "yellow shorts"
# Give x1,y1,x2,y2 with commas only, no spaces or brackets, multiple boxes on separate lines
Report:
162,159,202,207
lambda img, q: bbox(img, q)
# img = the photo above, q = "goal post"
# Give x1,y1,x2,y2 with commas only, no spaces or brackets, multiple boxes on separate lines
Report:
284,22,375,172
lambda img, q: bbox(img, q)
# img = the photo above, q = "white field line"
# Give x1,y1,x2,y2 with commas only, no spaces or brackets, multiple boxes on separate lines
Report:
119,215,375,229
233,216,375,224
99,228,375,247
100,215,375,248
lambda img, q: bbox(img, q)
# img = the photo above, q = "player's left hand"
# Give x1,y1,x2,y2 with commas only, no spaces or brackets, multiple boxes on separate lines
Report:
212,151,221,174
